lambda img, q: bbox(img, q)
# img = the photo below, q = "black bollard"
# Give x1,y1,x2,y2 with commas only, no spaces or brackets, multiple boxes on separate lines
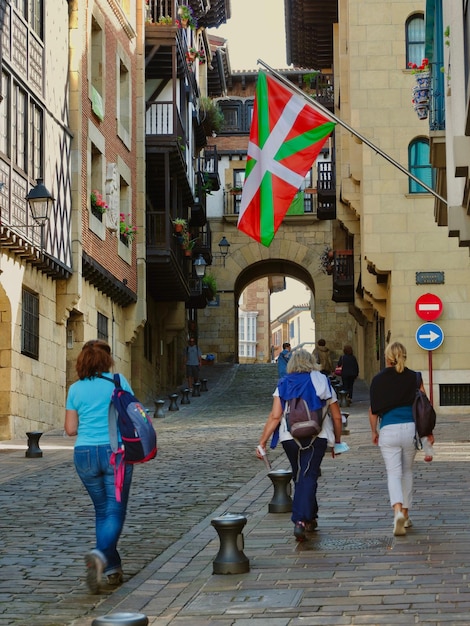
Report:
267,469,293,513
192,382,201,397
92,612,149,626
338,390,349,408
211,513,250,574
25,431,43,458
180,388,191,405
168,393,179,411
154,399,165,418
200,378,208,392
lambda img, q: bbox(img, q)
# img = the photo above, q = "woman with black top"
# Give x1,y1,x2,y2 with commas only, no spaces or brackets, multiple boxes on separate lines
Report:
337,345,359,401
369,341,435,536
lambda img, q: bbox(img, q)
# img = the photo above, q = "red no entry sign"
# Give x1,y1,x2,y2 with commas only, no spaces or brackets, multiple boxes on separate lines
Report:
415,293,443,321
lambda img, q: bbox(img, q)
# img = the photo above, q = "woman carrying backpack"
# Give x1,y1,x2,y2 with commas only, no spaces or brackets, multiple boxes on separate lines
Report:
65,339,134,594
256,349,343,542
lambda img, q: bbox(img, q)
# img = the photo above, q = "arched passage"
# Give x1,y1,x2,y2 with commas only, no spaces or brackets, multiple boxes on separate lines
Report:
233,259,316,363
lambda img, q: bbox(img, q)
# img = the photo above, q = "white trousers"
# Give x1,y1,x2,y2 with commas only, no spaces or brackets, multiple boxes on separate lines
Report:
378,422,416,509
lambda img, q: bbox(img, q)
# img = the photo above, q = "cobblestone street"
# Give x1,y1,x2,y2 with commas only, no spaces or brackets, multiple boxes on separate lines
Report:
0,364,281,625
2,363,470,626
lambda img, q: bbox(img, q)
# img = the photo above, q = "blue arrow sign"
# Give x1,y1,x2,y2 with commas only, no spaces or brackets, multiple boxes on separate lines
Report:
415,322,444,351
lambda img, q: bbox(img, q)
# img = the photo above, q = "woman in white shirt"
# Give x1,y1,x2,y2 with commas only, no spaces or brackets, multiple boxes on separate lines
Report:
257,349,343,542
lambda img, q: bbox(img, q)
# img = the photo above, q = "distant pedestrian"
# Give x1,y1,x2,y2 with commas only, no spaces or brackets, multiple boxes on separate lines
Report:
184,337,202,390
337,345,359,401
64,339,134,593
257,349,343,542
277,342,291,379
313,338,333,375
369,341,435,536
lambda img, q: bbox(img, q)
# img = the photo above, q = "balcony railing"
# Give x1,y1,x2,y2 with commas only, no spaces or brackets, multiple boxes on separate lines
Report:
223,189,318,217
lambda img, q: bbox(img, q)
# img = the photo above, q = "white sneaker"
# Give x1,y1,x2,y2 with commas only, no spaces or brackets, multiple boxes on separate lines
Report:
404,518,413,528
393,512,406,536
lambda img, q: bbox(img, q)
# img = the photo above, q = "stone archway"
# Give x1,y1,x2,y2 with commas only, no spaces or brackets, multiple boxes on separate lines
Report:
197,236,343,363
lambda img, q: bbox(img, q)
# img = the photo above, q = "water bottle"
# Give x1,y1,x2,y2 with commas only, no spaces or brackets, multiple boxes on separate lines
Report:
257,445,272,470
422,436,433,462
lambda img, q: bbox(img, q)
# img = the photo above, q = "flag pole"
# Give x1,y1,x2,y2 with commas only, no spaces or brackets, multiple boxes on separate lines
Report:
257,59,447,206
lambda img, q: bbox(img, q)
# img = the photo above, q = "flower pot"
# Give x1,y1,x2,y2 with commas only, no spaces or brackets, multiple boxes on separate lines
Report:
174,223,184,233
184,249,192,257
415,107,428,120
181,18,188,28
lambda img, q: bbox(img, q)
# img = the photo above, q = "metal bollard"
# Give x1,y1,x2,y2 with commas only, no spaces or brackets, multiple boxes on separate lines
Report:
267,469,293,513
91,612,148,626
341,412,350,435
211,513,250,574
192,382,201,397
154,399,165,418
181,388,191,405
25,431,43,458
168,393,179,411
338,390,349,408
200,378,208,392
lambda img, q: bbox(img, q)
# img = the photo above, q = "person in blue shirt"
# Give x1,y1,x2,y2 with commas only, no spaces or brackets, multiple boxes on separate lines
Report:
277,342,291,378
65,339,134,594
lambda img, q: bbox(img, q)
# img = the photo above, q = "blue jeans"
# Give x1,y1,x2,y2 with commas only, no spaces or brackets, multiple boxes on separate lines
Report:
282,437,327,524
74,445,133,574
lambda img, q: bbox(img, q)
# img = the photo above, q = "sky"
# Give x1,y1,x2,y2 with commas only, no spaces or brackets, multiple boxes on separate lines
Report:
210,0,288,70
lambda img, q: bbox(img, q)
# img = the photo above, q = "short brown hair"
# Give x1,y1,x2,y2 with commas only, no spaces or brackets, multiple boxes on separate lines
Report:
76,339,114,379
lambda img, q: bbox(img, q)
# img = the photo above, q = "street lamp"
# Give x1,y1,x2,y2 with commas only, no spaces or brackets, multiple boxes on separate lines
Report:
218,236,230,267
193,254,207,278
25,178,55,250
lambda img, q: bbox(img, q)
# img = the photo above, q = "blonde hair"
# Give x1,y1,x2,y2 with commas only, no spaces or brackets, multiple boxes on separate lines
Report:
385,341,407,374
287,348,320,374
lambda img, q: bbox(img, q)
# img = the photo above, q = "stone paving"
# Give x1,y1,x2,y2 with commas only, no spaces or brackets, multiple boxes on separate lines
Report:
1,364,470,625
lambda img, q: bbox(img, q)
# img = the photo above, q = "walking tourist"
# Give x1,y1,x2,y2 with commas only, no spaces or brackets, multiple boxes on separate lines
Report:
337,344,359,401
257,349,343,542
64,339,134,593
184,337,202,390
313,338,333,375
369,341,435,536
277,342,291,378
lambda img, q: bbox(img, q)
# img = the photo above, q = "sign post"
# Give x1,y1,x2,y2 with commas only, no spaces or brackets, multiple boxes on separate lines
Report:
415,296,444,406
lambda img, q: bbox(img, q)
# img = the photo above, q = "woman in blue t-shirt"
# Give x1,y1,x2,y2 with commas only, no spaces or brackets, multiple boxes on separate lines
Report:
65,339,133,594
369,341,435,537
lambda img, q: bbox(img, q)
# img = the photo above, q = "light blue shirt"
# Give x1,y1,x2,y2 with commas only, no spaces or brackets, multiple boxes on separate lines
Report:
66,374,133,447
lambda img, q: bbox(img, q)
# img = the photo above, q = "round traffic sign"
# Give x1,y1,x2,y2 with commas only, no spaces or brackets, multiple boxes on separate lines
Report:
415,293,443,321
415,322,444,351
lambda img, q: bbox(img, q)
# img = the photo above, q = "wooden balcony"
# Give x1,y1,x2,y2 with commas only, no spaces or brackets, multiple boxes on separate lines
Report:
317,160,336,220
332,250,355,303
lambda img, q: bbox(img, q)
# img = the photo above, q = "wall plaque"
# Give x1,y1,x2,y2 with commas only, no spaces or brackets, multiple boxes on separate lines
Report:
416,272,445,285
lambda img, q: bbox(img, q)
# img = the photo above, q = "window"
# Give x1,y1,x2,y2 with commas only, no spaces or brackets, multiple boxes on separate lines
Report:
0,73,44,177
117,51,131,147
239,311,257,358
12,0,43,38
22,289,39,359
0,72,10,157
219,99,254,133
406,14,425,68
91,142,105,221
97,312,108,341
409,138,434,193
90,15,105,120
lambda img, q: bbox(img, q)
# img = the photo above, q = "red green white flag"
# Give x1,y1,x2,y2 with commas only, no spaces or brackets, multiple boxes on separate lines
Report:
237,71,336,246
